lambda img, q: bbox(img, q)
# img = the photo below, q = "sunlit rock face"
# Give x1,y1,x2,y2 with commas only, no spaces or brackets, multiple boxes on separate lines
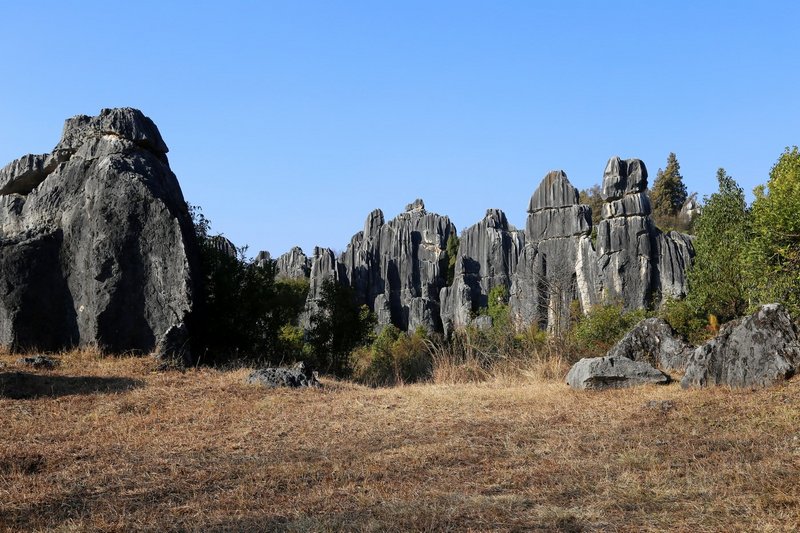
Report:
0,108,200,357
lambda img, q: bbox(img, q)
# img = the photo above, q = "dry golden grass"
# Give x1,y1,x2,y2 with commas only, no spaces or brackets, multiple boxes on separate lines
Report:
1,349,800,532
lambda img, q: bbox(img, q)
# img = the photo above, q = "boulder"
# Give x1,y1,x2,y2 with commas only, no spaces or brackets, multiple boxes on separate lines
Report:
605,318,692,372
246,362,321,388
566,355,670,390
681,304,800,389
0,108,200,357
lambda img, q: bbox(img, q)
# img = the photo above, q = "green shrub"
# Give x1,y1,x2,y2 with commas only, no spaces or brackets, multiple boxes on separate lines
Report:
572,304,648,356
350,326,432,387
658,298,713,346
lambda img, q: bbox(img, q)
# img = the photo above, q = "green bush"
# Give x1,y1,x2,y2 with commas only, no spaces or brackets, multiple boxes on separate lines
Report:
351,326,432,387
658,298,714,346
572,304,648,356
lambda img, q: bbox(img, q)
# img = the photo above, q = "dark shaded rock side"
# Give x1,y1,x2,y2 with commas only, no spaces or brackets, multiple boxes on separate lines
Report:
0,108,200,357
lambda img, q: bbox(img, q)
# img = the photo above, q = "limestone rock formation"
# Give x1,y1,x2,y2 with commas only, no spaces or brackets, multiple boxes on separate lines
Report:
681,304,800,389
440,209,523,334
0,108,199,356
510,170,596,332
335,200,456,331
605,318,692,372
566,355,671,390
275,246,310,280
301,156,695,337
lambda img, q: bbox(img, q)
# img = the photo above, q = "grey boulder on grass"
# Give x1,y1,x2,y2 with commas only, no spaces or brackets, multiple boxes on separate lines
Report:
681,304,800,389
566,355,670,390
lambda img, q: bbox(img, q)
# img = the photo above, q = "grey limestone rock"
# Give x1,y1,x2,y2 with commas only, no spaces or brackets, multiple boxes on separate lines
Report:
275,246,311,279
441,209,523,333
337,201,456,331
246,361,321,389
254,250,272,268
566,355,670,390
601,157,648,200
681,304,800,389
606,317,692,372
0,108,200,358
209,235,237,258
510,170,595,332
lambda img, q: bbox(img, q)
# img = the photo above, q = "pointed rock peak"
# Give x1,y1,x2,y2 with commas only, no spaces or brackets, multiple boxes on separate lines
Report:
364,208,385,237
484,208,509,229
602,156,648,201
405,198,425,213
255,250,272,262
55,107,169,155
528,170,579,213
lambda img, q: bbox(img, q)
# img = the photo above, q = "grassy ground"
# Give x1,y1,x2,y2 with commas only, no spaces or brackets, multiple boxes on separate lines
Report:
1,350,799,532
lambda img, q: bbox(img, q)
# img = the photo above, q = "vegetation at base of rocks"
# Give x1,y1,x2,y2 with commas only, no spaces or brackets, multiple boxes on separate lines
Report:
189,205,309,366
747,146,800,317
350,326,432,386
306,279,374,377
686,168,751,323
572,303,649,355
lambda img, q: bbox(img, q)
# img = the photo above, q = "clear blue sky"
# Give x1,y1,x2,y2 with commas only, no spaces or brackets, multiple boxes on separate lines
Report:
1,1,797,257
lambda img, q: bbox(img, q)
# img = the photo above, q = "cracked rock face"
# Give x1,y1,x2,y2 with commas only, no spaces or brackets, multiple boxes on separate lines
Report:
605,317,693,372
297,156,695,336
566,355,670,390
681,304,800,389
0,108,200,356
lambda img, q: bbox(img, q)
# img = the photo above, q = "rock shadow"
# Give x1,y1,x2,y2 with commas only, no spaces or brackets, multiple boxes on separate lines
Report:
0,372,144,399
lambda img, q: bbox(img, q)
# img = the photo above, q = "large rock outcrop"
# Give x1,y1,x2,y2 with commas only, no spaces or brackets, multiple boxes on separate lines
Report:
681,304,800,389
510,170,596,332
296,156,694,336
333,199,455,331
0,108,199,356
440,209,523,334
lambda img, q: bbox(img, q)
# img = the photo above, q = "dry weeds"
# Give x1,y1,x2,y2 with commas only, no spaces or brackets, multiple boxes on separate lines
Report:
1,349,799,532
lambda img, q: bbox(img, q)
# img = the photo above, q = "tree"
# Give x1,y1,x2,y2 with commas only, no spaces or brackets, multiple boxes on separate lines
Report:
579,184,605,224
747,146,800,316
307,278,374,377
651,153,688,224
687,168,750,322
189,204,307,365
445,233,460,285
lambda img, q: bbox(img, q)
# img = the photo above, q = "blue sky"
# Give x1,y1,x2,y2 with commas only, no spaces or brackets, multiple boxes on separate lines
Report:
1,1,797,257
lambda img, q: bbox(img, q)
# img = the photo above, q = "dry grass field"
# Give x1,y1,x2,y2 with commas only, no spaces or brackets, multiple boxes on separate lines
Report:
1,349,799,532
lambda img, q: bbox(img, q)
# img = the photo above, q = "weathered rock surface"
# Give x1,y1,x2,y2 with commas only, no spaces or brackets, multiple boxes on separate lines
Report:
209,235,237,258
275,246,310,280
566,355,670,390
334,199,456,331
681,304,800,389
0,108,199,357
510,170,595,332
16,355,58,369
440,209,523,334
246,362,321,388
301,156,694,336
606,318,692,372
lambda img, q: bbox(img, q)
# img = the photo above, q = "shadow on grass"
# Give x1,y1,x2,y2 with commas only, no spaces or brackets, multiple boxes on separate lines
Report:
0,371,144,399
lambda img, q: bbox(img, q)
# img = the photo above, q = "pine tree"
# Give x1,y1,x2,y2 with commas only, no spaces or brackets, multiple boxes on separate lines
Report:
651,152,688,219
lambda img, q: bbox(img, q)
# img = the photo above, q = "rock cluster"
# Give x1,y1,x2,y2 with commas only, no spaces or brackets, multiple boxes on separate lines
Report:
293,156,694,335
0,108,199,357
568,304,800,391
